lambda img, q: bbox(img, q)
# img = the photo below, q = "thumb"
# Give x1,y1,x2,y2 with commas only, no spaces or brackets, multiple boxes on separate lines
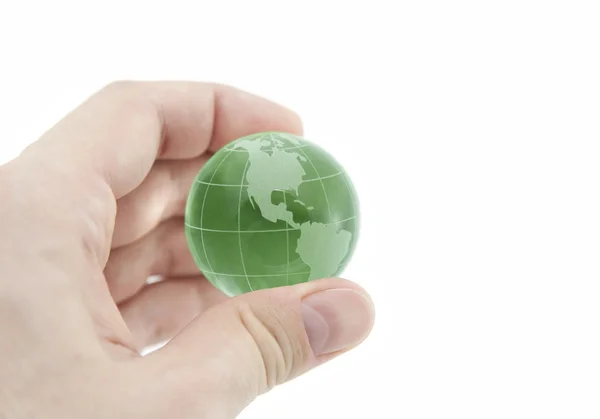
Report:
146,278,375,418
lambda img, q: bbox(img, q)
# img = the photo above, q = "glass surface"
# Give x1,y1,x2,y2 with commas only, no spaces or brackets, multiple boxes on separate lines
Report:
184,132,360,296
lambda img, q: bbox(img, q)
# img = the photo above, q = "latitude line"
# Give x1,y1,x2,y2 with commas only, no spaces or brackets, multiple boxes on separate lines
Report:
195,171,343,187
200,263,346,278
270,132,304,149
268,132,281,149
224,144,311,152
297,147,332,217
197,150,234,275
185,216,357,233
304,171,344,182
237,159,253,292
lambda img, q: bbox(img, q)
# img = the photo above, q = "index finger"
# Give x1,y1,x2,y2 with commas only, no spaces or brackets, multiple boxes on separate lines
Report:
27,81,303,199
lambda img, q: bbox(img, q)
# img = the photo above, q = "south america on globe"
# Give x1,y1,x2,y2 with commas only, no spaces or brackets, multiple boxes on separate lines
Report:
184,132,360,297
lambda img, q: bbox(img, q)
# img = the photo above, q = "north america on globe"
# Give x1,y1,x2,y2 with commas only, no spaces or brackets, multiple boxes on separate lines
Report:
184,132,360,297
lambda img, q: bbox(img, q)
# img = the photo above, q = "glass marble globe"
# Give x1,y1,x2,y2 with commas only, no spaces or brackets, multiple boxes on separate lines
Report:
184,132,360,297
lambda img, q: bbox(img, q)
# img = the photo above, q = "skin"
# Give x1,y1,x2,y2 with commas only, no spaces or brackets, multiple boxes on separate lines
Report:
0,81,375,419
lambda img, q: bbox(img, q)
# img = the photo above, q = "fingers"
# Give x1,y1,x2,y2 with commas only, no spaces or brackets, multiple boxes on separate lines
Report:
22,81,303,263
111,155,209,248
31,81,303,199
119,277,227,350
145,278,375,418
105,217,197,303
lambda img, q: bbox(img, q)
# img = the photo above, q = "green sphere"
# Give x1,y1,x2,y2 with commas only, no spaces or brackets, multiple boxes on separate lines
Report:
184,132,360,297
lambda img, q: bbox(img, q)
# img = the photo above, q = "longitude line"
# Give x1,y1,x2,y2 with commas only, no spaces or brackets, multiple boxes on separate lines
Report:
283,192,290,285
237,160,253,291
298,147,332,217
186,182,202,272
341,172,357,217
337,166,357,267
271,133,291,286
333,158,357,226
273,131,293,286
198,150,234,275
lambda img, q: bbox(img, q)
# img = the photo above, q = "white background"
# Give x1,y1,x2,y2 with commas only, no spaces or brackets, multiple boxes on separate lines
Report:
1,1,599,418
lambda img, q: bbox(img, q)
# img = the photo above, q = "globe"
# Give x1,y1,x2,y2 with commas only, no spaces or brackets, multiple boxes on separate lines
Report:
184,132,360,297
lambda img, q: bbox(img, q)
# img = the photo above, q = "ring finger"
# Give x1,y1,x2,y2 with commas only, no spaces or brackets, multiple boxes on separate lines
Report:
104,217,198,303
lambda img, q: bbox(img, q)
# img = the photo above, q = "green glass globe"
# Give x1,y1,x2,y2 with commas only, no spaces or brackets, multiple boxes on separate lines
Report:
184,132,360,297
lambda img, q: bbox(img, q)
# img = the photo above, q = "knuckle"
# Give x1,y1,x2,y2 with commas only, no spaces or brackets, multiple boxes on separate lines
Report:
72,176,116,266
96,81,163,146
96,81,156,119
235,297,309,391
0,163,13,201
101,79,139,94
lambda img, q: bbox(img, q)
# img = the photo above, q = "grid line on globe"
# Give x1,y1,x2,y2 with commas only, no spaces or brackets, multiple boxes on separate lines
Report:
185,215,357,233
237,159,253,291
193,264,348,278
283,191,290,285
194,148,236,278
224,143,312,152
341,172,359,226
195,170,344,187
297,146,332,217
184,132,360,297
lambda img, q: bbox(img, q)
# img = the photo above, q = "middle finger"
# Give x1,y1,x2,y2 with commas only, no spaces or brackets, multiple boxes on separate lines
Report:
111,154,210,249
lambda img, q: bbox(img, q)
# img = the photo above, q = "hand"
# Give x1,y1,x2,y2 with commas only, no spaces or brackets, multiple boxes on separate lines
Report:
0,82,375,418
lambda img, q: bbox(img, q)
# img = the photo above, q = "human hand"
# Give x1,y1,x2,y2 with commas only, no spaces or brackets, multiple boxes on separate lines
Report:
0,82,375,418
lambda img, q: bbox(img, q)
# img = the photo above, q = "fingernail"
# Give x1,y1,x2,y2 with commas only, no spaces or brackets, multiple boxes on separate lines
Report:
301,288,374,356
